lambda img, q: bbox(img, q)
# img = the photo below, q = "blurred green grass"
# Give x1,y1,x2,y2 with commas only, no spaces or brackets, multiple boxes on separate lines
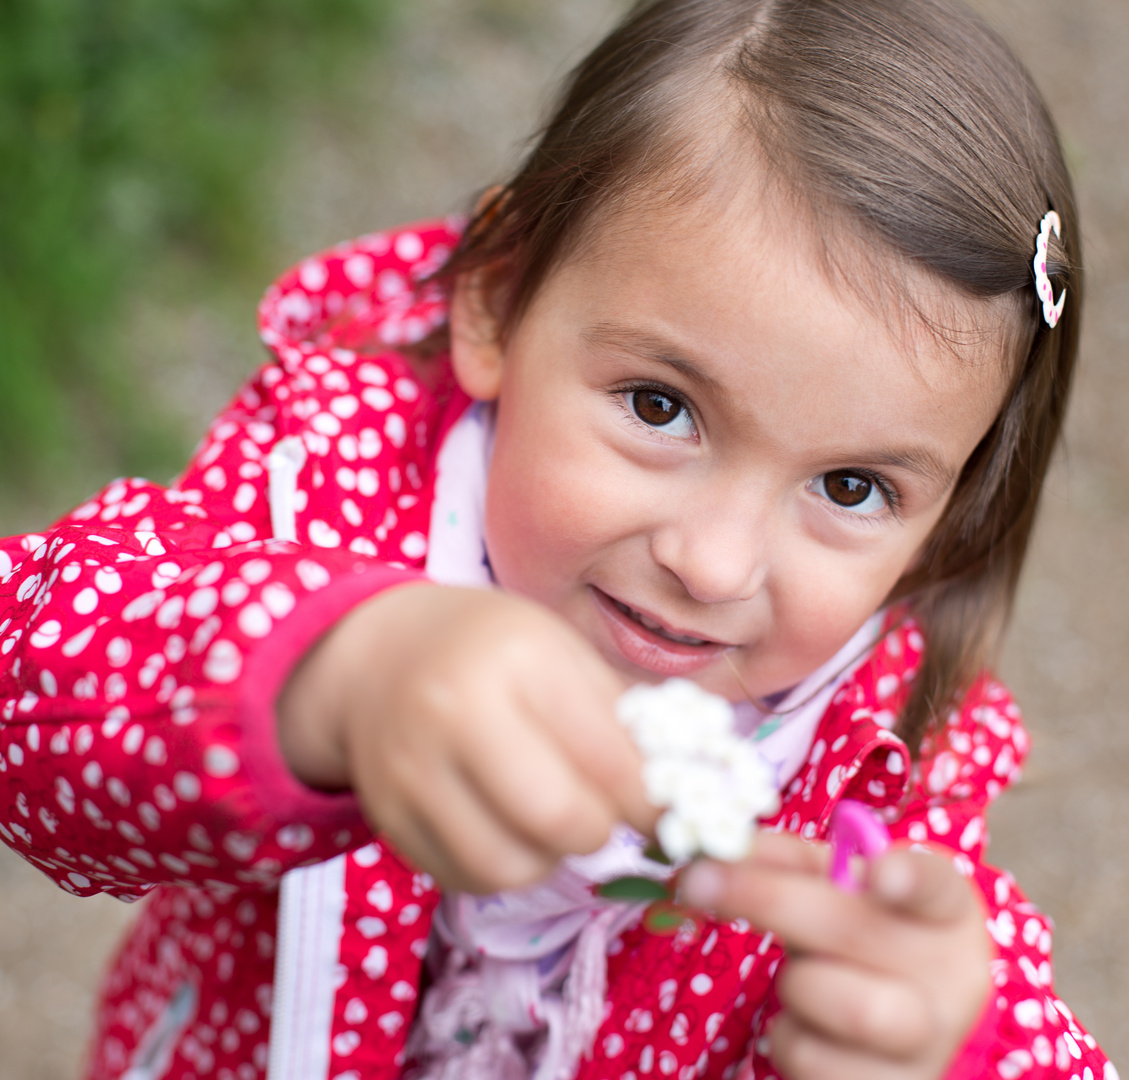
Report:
0,0,395,525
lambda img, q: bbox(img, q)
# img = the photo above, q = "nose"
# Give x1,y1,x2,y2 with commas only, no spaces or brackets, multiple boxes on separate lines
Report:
649,484,768,605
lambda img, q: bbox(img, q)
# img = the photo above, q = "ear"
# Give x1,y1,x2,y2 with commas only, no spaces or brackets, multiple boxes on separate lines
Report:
450,186,511,402
450,264,507,402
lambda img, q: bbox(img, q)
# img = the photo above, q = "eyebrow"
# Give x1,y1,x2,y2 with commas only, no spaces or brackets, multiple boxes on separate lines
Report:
582,323,724,393
860,448,958,491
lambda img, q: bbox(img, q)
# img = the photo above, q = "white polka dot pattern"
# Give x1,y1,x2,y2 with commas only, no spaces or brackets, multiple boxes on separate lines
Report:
0,221,468,1080
0,221,1108,1080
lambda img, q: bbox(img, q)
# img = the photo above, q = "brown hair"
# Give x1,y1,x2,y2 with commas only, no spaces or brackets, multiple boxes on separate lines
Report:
440,0,1082,755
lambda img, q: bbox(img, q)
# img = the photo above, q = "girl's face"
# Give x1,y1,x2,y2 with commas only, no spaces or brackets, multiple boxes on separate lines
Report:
450,194,1010,699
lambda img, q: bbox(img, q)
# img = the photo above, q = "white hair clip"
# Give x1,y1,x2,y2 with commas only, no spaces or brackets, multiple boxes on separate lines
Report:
1034,211,1066,328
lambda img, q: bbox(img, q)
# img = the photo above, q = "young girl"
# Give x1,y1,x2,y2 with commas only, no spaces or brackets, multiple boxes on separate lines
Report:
0,0,1111,1077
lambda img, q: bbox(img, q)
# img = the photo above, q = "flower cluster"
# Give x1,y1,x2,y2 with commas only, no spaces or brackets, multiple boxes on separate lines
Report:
617,679,780,862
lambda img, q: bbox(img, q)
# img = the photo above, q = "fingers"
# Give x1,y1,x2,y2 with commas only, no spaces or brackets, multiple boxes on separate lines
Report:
526,653,658,839
416,586,656,840
373,804,507,896
778,957,930,1057
354,629,638,889
682,831,831,899
365,754,556,893
743,833,968,924
868,846,978,924
769,1013,922,1080
679,832,828,909
750,830,831,874
681,843,976,968
682,856,884,962
454,697,621,860
338,584,662,890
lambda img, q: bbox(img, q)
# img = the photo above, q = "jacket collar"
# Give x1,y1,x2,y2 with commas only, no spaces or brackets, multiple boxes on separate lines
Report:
771,613,921,838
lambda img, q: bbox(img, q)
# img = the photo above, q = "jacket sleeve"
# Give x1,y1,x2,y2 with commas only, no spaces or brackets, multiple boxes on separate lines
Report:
888,677,1113,1080
0,343,447,902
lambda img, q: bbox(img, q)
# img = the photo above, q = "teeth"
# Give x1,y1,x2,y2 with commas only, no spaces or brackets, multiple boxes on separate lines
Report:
664,630,710,646
616,600,710,646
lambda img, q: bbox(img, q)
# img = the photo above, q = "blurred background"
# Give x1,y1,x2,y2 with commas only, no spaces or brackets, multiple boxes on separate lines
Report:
0,0,1126,1075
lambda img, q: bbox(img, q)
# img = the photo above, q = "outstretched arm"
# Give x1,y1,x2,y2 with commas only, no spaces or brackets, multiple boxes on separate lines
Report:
678,676,1110,1080
0,346,428,899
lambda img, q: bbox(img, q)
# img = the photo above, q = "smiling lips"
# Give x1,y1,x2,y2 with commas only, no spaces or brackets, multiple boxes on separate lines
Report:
593,587,732,676
611,597,712,646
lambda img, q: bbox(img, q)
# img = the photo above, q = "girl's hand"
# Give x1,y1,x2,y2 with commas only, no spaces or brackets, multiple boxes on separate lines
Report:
278,583,656,893
681,831,992,1080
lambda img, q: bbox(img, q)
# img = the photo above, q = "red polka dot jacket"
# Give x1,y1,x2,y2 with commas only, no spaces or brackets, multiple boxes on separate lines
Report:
0,221,1112,1080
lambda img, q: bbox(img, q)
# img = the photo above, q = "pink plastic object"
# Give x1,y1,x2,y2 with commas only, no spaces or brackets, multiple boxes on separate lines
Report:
828,799,891,892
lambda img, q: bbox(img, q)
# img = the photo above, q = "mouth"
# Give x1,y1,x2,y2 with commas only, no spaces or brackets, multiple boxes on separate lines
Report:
609,597,714,647
591,587,733,676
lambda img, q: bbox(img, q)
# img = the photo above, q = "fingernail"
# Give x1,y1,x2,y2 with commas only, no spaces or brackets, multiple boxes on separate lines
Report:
679,861,726,910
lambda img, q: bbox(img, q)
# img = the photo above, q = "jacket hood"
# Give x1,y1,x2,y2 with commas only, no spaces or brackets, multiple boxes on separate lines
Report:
257,218,464,372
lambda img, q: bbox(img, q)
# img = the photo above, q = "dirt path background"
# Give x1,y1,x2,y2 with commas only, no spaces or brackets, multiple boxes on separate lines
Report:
1,0,1126,1075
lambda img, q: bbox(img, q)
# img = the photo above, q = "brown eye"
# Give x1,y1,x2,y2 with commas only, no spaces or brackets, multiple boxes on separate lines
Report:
824,470,873,507
632,390,682,427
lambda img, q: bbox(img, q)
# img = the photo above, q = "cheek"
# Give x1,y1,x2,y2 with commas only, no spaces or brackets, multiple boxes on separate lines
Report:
781,573,874,656
769,538,922,668
482,429,618,596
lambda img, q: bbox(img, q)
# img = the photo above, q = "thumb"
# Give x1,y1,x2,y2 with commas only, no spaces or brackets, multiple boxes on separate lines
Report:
868,845,977,924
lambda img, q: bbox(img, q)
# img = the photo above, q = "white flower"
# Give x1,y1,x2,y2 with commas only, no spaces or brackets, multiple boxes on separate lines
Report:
641,758,684,804
656,810,700,862
617,678,779,863
696,809,754,862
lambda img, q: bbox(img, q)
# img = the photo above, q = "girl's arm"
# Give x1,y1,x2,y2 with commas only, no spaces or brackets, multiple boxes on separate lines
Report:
681,676,1111,1080
276,577,653,894
0,337,652,902
883,682,1110,1080
0,346,436,899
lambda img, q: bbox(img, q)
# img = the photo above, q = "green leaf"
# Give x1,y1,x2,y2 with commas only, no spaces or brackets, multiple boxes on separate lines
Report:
596,876,671,902
643,907,686,933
